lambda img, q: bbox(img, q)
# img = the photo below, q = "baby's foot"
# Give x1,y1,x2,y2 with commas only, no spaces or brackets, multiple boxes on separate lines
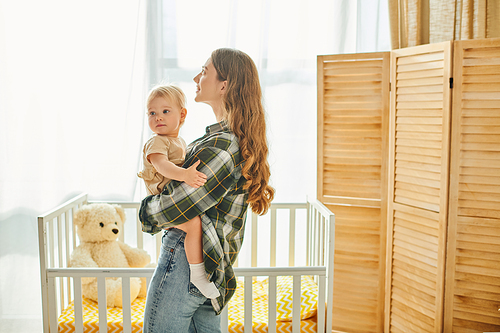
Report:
190,263,220,299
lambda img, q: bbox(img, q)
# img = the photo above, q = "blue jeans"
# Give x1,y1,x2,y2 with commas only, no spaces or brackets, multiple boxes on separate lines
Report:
143,228,221,333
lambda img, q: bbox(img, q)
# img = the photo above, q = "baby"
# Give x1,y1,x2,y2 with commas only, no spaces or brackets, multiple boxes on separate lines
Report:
138,84,219,299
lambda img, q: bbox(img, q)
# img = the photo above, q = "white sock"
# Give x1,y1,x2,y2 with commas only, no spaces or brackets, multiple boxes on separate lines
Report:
189,263,220,299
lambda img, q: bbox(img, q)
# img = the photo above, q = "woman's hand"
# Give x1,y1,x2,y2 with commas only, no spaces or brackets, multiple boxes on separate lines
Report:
183,160,207,188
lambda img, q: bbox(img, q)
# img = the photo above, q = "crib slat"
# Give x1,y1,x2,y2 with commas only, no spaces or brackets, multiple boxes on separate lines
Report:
47,276,58,333
270,208,277,267
122,277,132,333
119,224,125,243
244,276,253,333
319,216,325,266
312,205,318,265
136,210,143,250
65,211,72,304
311,213,317,266
38,218,50,333
49,219,55,269
73,277,84,333
97,276,108,333
220,306,229,333
318,275,326,333
251,213,258,267
65,211,71,265
289,209,296,266
326,211,335,333
268,275,277,333
234,255,239,267
316,210,321,265
72,214,78,251
58,216,65,310
306,203,311,266
156,232,162,262
292,275,301,333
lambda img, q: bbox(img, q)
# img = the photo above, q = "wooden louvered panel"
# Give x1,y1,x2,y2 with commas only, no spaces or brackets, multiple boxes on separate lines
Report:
392,44,452,213
318,53,389,333
386,41,452,333
444,38,500,333
326,204,384,333
318,53,390,209
456,44,500,220
389,203,441,333
448,216,500,332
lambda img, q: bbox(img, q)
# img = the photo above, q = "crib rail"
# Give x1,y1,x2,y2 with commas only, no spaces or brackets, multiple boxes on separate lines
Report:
223,198,335,333
222,267,328,333
46,266,326,333
38,193,89,333
46,268,154,333
38,194,335,333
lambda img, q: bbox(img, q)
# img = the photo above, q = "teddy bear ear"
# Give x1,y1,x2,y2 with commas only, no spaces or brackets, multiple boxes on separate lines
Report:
112,204,126,223
73,205,90,227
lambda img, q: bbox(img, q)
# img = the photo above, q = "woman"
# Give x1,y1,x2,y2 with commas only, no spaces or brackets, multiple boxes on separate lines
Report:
139,48,275,333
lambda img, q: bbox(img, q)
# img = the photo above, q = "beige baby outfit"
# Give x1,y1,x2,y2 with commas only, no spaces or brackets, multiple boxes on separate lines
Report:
138,134,187,195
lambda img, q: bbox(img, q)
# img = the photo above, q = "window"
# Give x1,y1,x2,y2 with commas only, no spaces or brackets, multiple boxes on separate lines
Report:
144,0,391,202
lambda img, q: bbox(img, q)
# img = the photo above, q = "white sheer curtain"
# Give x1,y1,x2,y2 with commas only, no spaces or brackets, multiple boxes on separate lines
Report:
0,0,389,331
0,1,147,331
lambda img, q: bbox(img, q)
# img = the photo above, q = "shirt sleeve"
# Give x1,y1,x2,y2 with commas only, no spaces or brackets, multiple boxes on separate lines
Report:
139,143,240,235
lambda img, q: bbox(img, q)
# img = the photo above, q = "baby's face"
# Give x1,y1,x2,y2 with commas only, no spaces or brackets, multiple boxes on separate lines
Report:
147,96,186,137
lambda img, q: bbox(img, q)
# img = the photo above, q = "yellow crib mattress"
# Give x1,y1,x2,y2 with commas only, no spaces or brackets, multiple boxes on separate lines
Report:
227,276,318,333
58,297,145,333
58,276,319,333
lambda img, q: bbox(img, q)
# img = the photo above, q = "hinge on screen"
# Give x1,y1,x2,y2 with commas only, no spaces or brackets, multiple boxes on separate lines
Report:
449,77,453,89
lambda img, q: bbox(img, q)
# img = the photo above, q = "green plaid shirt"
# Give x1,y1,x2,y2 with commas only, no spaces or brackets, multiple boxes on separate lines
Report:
139,121,249,314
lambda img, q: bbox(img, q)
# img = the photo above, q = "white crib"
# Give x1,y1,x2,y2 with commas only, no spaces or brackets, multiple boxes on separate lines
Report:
38,193,335,333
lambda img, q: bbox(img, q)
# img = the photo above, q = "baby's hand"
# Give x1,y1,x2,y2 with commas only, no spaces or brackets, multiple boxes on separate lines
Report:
184,160,207,188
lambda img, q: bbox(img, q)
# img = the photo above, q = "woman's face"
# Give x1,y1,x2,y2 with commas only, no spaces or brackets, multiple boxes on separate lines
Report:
193,59,226,107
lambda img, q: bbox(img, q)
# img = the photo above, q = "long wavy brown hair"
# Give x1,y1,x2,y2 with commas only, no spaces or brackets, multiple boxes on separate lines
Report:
211,48,275,215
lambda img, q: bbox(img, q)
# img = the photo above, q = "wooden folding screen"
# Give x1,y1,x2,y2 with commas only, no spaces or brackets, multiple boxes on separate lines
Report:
319,38,499,333
385,41,453,333
444,38,500,332
317,52,390,333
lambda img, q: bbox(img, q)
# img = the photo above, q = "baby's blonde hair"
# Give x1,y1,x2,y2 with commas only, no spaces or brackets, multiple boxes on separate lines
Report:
147,84,187,124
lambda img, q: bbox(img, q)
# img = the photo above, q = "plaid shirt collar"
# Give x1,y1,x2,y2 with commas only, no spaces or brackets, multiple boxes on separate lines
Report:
205,120,229,135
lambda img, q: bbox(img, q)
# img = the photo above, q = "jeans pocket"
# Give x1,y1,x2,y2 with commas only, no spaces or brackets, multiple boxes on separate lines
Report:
188,282,206,298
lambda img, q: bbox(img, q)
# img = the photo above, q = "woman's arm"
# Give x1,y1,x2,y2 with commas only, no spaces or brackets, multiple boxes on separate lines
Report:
140,134,243,235
149,153,207,188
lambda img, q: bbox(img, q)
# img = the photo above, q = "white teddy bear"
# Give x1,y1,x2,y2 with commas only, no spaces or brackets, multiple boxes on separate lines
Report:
70,203,151,307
